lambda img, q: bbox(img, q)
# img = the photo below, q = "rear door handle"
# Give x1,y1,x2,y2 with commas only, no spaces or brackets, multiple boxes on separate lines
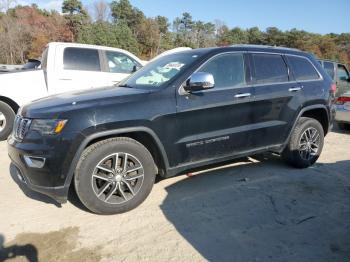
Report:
289,87,302,92
234,93,251,98
59,78,72,81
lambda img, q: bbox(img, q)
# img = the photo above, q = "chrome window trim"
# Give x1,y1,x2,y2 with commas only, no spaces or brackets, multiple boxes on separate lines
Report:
178,50,323,96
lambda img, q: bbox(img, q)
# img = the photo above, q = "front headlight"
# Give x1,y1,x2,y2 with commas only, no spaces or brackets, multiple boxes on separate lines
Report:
30,119,68,135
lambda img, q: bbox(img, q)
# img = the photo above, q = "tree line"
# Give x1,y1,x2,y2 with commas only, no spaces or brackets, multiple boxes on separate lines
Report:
0,0,349,69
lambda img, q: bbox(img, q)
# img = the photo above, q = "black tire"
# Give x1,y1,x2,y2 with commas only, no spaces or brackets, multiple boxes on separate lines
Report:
0,101,15,141
74,137,157,215
282,117,324,168
337,122,350,131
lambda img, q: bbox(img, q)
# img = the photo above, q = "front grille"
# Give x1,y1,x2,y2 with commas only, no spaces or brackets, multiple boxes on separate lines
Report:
13,116,31,140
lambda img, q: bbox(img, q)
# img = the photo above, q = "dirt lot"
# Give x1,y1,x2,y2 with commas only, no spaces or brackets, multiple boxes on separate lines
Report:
0,128,349,262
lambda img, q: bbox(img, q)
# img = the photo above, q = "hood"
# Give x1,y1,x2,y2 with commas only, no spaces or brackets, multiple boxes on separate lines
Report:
21,86,150,118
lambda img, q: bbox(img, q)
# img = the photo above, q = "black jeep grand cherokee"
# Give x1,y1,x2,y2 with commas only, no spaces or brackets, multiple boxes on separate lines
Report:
8,45,335,214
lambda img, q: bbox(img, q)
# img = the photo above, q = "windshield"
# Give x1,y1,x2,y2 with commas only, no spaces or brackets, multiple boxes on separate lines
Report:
119,51,204,89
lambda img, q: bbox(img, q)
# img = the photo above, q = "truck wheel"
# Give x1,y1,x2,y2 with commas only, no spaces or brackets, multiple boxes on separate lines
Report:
282,117,324,168
74,137,156,214
0,101,15,141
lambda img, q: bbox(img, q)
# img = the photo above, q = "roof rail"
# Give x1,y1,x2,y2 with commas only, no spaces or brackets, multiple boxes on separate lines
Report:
231,44,301,52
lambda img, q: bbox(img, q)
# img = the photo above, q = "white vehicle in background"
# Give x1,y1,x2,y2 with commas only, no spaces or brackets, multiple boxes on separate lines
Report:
149,47,192,62
0,42,147,140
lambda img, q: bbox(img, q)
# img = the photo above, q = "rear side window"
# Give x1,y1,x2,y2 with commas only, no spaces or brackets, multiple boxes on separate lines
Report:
199,53,246,89
252,54,288,84
323,62,335,79
63,47,101,71
288,56,320,81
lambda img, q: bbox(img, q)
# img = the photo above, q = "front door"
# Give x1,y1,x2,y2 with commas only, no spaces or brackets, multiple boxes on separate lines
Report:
99,51,142,87
175,52,254,166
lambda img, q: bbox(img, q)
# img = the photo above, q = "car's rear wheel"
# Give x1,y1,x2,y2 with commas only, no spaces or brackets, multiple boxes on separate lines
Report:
282,117,324,168
74,137,156,214
0,101,15,141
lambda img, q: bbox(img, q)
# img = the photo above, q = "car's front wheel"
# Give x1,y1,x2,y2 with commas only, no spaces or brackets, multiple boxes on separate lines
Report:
282,117,324,168
74,137,156,214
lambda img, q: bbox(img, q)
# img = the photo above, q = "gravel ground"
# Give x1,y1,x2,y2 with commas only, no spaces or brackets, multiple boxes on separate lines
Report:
0,128,349,262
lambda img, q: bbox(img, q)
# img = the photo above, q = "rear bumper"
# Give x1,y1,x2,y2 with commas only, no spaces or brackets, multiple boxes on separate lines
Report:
335,105,350,124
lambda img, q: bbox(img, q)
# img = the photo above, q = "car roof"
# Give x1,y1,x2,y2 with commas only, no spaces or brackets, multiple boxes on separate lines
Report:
318,58,345,66
174,44,310,57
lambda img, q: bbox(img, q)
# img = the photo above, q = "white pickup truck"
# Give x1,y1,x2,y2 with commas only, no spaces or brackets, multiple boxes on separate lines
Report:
0,42,147,140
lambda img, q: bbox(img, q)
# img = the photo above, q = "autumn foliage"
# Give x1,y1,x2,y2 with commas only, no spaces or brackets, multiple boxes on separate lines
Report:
0,0,349,69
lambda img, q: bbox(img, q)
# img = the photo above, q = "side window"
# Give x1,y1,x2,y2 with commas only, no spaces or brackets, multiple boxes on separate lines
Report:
252,54,288,84
199,53,246,89
287,56,320,81
337,64,350,81
106,51,139,74
63,47,101,71
324,62,335,79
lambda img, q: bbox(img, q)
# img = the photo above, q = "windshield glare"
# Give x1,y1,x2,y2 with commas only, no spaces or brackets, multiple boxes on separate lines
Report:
120,52,202,89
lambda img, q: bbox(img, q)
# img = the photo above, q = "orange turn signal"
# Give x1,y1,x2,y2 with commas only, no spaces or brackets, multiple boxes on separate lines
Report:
54,120,68,134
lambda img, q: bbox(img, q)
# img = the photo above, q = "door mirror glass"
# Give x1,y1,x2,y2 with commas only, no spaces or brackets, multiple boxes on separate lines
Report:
184,72,215,92
132,65,142,73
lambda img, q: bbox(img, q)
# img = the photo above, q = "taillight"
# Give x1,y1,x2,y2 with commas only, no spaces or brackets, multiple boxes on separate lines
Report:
335,96,350,105
330,83,337,95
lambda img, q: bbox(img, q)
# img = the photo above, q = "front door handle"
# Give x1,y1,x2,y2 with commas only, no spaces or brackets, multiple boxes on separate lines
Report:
234,93,251,98
289,87,302,92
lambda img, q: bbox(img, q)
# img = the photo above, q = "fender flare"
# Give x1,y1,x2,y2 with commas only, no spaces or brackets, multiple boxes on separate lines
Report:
280,104,330,152
63,127,170,189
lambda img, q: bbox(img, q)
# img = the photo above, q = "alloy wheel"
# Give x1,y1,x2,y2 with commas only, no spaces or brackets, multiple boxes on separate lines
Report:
91,152,144,204
298,127,320,161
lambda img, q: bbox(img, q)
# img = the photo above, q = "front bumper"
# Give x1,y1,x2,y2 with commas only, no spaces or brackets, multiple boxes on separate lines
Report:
10,163,68,204
7,132,81,204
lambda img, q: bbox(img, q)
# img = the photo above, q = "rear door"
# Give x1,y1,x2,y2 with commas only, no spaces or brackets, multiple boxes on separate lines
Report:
175,52,255,165
52,47,104,94
249,53,304,148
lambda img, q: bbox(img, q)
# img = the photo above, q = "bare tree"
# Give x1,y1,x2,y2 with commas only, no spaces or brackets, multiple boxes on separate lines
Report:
92,0,110,22
0,0,16,12
0,16,31,64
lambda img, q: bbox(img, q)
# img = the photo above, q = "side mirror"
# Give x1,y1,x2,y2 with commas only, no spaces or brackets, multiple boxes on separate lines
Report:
132,65,142,73
184,72,215,92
